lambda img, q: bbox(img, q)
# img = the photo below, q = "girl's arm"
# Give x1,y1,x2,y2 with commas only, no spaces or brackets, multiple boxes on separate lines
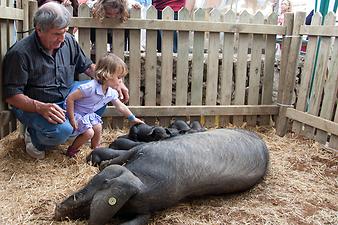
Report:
66,89,84,130
127,0,141,9
112,99,143,124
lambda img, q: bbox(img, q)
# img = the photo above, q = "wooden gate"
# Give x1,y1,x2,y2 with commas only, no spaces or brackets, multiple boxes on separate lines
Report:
276,11,338,150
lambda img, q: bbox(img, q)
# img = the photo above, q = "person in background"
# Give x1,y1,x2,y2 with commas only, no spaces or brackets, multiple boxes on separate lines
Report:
37,0,79,16
2,2,129,159
152,0,186,53
278,0,292,25
305,9,314,25
92,0,140,21
88,0,141,51
65,53,143,157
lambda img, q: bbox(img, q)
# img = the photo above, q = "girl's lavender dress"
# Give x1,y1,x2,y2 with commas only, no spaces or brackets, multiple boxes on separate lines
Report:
66,80,119,135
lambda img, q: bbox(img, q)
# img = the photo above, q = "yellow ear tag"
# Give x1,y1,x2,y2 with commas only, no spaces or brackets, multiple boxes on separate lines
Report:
108,197,117,206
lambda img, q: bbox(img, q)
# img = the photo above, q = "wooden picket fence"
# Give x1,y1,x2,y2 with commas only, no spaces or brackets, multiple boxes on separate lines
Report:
72,4,283,129
0,1,337,150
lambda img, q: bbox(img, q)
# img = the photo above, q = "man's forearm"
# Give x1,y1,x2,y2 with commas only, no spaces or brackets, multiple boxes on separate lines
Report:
6,94,41,112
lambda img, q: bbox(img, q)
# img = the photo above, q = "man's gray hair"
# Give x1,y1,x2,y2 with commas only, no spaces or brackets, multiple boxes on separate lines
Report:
33,1,71,31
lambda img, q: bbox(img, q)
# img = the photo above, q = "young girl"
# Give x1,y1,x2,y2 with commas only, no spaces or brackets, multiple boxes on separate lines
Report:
89,0,141,51
65,53,143,157
278,0,292,25
91,0,141,21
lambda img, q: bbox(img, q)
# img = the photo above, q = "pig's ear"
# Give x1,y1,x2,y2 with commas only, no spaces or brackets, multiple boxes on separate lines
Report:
89,177,139,225
147,127,156,136
128,125,139,141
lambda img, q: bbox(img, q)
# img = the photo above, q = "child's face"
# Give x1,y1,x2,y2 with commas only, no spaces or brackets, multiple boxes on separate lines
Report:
104,7,120,19
106,73,123,89
281,1,290,12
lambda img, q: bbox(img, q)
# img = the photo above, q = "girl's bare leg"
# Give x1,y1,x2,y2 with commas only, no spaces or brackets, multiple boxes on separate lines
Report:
70,128,95,149
67,128,95,157
91,123,102,149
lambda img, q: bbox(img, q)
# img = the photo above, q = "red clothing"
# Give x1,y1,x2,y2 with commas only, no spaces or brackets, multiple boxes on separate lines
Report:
37,0,79,16
152,0,185,12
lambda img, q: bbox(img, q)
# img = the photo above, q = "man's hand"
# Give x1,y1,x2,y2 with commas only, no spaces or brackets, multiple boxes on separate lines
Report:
5,94,66,124
117,81,129,103
36,102,66,124
84,64,96,79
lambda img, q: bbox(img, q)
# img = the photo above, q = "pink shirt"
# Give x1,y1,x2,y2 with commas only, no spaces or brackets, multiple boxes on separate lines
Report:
152,0,185,12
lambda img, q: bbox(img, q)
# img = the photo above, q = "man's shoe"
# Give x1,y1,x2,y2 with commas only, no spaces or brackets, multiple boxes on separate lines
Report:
25,129,45,159
24,128,32,144
26,143,45,159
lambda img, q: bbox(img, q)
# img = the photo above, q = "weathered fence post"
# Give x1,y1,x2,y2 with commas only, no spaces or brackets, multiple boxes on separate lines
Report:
22,0,29,38
143,5,157,125
174,7,190,122
291,13,322,134
246,11,264,126
275,12,293,135
276,12,306,136
218,9,235,127
0,0,8,138
233,10,251,126
28,0,37,34
129,7,142,107
159,6,175,127
77,4,91,80
190,8,206,124
260,12,278,125
204,8,221,128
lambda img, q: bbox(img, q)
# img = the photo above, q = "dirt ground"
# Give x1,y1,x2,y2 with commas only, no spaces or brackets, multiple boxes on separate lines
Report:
0,126,337,225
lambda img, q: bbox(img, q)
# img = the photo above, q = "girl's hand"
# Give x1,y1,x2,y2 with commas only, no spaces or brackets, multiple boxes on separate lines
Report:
131,3,141,9
131,118,144,125
70,119,78,131
62,0,72,6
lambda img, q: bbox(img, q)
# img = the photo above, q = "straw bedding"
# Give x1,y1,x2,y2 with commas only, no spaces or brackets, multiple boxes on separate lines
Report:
0,126,337,225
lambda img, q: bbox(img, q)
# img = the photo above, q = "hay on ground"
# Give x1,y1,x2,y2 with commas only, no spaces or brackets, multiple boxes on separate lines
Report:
0,126,337,225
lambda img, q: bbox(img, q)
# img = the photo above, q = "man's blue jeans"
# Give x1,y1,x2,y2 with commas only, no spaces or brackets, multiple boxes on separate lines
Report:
11,80,106,151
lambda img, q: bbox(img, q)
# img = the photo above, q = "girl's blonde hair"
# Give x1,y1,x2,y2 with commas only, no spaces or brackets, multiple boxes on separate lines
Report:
92,0,129,22
95,53,128,83
281,0,292,13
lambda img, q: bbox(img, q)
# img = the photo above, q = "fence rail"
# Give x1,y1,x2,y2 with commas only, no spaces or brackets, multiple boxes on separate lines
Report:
300,25,338,36
103,105,279,117
71,18,286,34
0,7,24,20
